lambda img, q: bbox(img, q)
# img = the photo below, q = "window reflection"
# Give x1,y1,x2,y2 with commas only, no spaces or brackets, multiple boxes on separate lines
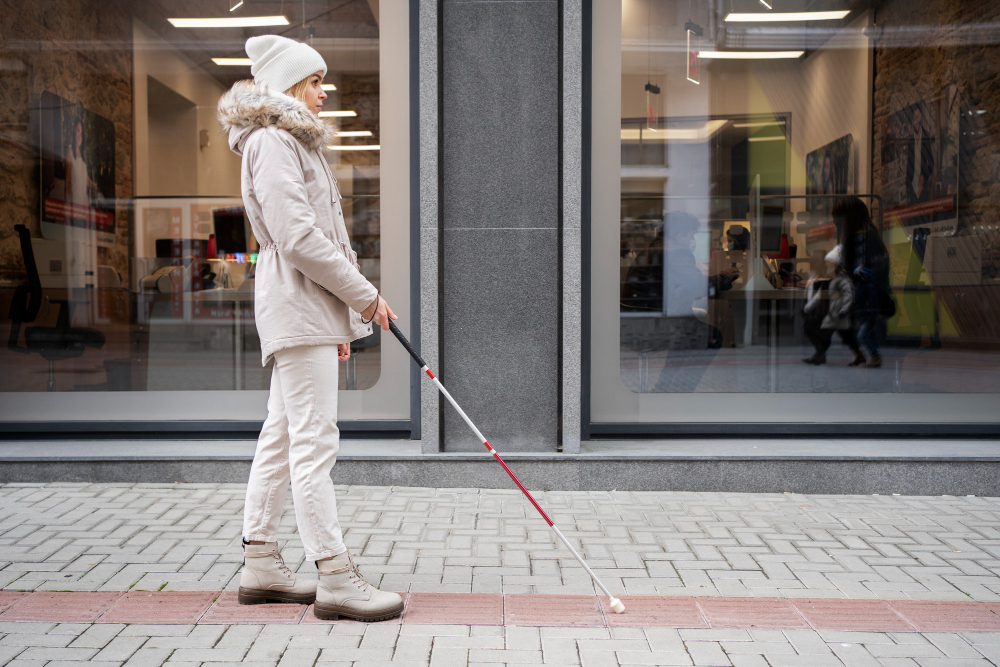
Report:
618,0,1000,396
1,0,382,394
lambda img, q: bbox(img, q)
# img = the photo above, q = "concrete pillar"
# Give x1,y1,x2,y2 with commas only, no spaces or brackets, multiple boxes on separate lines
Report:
440,0,561,451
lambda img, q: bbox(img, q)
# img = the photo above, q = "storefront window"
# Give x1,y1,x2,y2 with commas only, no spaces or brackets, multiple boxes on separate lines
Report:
0,1,411,423
590,0,1000,426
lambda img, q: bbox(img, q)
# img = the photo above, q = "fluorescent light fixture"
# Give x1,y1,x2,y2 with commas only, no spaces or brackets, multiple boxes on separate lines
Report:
621,120,728,142
733,120,786,128
700,50,804,59
319,111,357,118
212,58,253,66
321,84,337,91
748,135,786,142
169,16,289,28
725,10,850,22
328,145,380,151
336,131,373,137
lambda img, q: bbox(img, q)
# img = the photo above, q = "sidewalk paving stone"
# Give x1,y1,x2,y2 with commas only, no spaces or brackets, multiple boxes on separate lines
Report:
3,484,1000,666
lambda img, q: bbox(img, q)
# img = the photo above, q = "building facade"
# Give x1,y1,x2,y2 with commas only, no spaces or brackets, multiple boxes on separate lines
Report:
1,0,999,489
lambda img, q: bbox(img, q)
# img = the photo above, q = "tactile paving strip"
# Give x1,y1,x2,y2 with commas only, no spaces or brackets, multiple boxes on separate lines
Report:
199,592,307,624
99,591,219,624
603,596,707,628
0,592,122,622
0,592,29,615
402,592,500,625
696,597,809,629
504,594,604,627
889,600,1000,633
0,591,998,632
790,598,914,632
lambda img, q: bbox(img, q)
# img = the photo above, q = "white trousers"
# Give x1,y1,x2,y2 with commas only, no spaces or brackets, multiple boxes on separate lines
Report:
243,344,346,561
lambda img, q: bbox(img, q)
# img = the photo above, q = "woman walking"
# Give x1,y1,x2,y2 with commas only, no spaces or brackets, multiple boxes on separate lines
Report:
217,34,403,621
832,197,891,368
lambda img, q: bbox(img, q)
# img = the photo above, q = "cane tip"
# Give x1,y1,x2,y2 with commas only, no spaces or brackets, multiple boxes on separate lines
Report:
609,598,625,614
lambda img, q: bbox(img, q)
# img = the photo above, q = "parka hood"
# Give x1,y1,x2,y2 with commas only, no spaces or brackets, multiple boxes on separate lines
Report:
217,79,335,156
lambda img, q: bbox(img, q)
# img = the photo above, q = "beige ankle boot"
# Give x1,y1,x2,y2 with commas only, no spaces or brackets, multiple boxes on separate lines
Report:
238,542,317,605
314,550,403,621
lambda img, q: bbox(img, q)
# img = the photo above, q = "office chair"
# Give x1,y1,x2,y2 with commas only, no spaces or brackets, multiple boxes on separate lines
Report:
7,224,105,391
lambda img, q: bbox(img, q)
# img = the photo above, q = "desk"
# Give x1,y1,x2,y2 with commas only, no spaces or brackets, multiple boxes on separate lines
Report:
138,290,259,391
719,288,808,392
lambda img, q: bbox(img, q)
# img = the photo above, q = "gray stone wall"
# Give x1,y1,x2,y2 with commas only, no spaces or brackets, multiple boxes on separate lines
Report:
439,0,561,452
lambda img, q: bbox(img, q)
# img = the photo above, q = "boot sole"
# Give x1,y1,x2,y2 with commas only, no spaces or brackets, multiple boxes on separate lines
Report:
238,587,316,605
313,599,405,622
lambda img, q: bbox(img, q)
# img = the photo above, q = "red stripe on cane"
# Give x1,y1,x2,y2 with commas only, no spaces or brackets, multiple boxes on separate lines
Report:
425,369,435,379
491,451,555,526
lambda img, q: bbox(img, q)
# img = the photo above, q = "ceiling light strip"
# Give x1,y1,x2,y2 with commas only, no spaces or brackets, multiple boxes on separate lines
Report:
699,50,804,59
328,145,380,151
725,10,850,22
169,16,289,28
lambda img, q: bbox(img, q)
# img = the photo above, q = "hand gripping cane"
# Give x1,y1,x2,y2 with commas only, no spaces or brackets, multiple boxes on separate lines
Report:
387,320,625,614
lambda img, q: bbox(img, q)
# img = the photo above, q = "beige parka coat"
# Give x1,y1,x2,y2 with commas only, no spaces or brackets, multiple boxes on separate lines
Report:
217,80,377,366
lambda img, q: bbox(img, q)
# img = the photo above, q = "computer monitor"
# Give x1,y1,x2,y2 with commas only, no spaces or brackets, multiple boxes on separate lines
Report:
760,205,784,253
213,207,249,256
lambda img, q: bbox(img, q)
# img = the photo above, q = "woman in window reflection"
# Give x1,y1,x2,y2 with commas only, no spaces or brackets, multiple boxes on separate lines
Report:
834,197,890,368
64,115,98,219
650,212,738,392
218,34,403,622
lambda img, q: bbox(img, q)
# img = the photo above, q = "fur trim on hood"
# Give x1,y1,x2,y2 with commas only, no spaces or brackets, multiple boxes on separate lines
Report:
217,79,334,155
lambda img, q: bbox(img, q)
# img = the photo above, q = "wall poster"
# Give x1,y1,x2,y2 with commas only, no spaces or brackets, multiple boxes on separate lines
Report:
879,85,961,234
38,90,116,246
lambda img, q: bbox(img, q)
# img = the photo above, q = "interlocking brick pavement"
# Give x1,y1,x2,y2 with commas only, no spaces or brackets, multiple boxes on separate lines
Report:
0,621,998,667
2,483,1000,666
3,484,999,602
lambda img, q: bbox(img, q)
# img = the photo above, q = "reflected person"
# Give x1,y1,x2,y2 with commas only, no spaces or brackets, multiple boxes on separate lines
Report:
651,212,738,392
834,197,890,368
802,245,865,366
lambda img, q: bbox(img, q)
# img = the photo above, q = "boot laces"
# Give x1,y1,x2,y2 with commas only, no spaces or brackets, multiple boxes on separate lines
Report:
271,552,294,579
348,560,372,591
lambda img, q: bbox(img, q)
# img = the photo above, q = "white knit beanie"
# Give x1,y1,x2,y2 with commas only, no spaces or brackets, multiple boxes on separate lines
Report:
245,35,327,94
825,245,842,266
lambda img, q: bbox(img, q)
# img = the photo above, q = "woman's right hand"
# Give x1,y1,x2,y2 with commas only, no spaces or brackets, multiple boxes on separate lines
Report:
361,295,397,330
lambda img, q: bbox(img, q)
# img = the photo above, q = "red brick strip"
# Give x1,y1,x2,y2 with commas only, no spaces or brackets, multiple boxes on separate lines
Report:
0,592,121,622
199,591,307,624
891,600,1000,633
0,591,999,632
790,598,914,632
0,592,29,615
504,594,604,627
696,597,810,629
99,591,219,624
401,592,499,625
603,595,707,628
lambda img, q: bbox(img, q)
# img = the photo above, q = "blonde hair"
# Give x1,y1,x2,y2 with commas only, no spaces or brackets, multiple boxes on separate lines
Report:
284,76,311,101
